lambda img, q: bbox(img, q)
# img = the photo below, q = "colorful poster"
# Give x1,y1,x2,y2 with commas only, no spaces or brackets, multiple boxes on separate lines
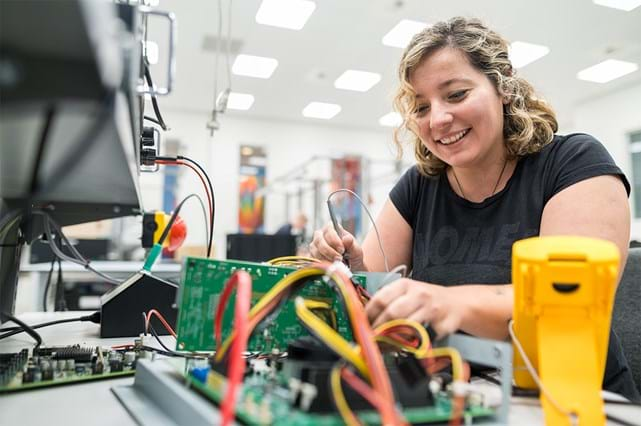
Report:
330,157,362,237
238,145,266,233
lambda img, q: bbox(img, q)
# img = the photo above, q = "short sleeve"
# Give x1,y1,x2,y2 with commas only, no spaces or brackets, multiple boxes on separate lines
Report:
544,133,630,201
389,165,420,226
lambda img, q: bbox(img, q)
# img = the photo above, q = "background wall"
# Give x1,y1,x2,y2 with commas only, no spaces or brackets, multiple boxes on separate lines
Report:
568,82,641,239
137,81,641,259
139,109,412,258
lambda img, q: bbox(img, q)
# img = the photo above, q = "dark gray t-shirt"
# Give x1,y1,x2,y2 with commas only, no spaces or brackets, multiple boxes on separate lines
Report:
390,133,639,400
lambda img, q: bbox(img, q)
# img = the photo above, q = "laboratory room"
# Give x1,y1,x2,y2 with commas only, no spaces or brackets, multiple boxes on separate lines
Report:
1,0,640,424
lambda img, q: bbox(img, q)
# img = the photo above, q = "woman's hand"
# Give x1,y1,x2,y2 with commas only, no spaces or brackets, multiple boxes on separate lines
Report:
309,223,367,271
365,278,463,339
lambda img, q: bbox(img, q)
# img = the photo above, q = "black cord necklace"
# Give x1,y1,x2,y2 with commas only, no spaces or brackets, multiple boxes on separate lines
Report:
452,158,509,201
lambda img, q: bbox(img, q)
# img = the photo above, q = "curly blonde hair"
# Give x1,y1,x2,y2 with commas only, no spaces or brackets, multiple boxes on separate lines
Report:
393,17,558,176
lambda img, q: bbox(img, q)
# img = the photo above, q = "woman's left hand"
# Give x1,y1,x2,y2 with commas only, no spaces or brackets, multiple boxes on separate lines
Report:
365,278,463,339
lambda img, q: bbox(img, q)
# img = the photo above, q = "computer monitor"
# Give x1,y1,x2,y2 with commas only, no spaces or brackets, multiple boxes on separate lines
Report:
0,0,145,325
226,234,298,263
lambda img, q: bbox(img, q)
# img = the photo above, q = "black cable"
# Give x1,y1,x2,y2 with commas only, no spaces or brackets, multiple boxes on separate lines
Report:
0,312,100,340
157,193,200,246
144,65,168,130
143,115,162,126
606,413,640,426
178,155,215,258
146,324,206,359
42,257,56,311
156,155,215,258
54,257,66,311
0,312,43,349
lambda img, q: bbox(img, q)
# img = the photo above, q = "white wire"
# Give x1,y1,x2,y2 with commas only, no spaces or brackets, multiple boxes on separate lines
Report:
508,320,578,424
382,264,407,284
327,188,390,272
225,0,232,91
212,0,222,110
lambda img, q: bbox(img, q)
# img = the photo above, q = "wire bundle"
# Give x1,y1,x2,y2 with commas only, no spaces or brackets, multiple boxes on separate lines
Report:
155,156,215,258
212,262,468,425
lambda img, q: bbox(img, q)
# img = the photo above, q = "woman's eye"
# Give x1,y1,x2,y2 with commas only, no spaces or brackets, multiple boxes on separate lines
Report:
449,90,468,101
415,105,430,115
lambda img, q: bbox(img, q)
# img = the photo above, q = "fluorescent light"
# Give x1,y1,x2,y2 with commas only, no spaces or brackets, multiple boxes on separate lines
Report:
143,41,159,65
379,112,402,127
255,0,316,30
508,41,550,69
232,54,278,79
593,0,641,11
577,59,639,83
302,102,341,119
382,19,428,48
334,70,381,92
227,92,255,110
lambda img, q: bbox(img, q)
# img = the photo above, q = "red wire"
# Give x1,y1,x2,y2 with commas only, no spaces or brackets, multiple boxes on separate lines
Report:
340,367,384,411
157,160,213,222
218,271,252,426
145,309,177,338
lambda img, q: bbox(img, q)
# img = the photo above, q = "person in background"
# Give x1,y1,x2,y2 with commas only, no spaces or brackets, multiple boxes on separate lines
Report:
275,212,308,240
309,17,639,401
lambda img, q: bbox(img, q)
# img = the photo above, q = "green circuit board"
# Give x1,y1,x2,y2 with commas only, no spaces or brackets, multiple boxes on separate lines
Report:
187,367,496,425
0,346,137,393
175,258,367,352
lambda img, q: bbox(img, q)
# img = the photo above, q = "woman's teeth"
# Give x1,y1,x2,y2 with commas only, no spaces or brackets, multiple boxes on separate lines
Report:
439,129,469,145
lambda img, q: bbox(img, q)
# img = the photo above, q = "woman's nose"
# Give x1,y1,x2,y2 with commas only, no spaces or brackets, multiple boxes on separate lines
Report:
429,104,454,130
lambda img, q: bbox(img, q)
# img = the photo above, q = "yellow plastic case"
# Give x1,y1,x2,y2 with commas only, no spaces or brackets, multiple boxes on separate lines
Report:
512,236,619,425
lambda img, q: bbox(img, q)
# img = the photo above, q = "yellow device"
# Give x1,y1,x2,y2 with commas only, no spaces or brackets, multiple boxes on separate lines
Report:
512,236,619,426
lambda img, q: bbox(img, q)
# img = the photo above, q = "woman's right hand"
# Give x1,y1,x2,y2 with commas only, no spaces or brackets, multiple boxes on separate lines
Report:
309,223,367,271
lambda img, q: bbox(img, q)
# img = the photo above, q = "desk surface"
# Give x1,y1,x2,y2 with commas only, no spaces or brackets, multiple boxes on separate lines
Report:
1,312,639,425
21,260,182,273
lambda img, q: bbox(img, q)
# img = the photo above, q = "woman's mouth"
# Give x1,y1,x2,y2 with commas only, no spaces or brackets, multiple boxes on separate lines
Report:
438,128,470,145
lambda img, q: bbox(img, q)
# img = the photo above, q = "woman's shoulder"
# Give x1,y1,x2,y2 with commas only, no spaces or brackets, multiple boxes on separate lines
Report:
527,132,609,164
543,132,602,151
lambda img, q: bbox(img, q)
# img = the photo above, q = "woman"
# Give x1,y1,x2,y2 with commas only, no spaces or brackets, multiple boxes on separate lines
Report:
310,17,639,400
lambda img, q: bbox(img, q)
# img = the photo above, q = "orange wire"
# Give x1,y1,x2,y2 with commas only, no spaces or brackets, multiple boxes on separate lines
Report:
157,160,213,220
146,309,177,338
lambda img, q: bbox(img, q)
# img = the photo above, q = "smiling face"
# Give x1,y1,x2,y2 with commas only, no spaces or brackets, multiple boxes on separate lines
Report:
410,47,506,170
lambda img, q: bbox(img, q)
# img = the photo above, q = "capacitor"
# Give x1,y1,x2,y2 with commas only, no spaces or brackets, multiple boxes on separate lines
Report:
124,351,136,365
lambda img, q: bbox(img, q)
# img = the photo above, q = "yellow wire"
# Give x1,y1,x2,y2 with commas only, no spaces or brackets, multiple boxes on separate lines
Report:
266,255,320,265
295,297,369,378
374,319,431,358
303,299,337,330
330,364,361,426
429,347,464,382
301,299,331,310
215,267,325,361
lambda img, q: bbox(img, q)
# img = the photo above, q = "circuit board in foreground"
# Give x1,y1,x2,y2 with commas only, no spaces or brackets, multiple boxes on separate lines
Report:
186,364,495,425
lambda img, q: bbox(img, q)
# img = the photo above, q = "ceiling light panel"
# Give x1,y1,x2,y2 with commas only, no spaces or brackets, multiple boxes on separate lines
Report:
255,0,316,30
334,70,381,92
382,19,428,48
592,0,641,11
577,59,639,83
232,54,279,79
379,112,402,127
227,92,255,110
508,41,550,69
302,102,341,119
